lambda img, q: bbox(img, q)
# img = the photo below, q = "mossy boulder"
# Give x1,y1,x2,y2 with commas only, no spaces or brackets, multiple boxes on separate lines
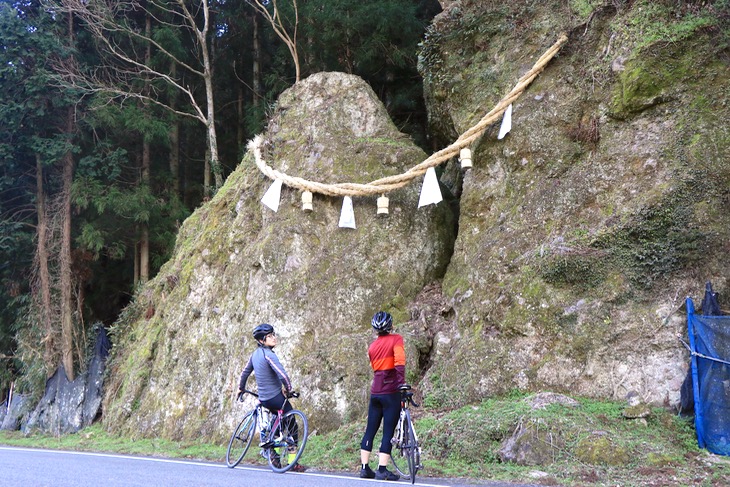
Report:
102,72,456,441
575,433,631,466
498,419,564,466
417,0,729,407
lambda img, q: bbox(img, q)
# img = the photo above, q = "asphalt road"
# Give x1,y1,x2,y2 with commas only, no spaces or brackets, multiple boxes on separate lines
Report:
0,446,542,487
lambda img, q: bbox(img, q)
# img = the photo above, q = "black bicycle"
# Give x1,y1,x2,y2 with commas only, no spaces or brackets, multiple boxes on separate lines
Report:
226,389,308,473
390,384,422,483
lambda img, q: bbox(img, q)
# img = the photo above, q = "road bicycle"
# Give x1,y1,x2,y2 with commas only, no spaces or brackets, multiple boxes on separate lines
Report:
390,384,423,483
226,389,308,473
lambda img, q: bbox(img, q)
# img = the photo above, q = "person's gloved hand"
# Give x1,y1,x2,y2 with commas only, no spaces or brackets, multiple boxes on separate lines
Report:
237,390,244,401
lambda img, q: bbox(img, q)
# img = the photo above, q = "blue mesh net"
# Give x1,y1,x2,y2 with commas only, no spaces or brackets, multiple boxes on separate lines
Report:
686,297,730,455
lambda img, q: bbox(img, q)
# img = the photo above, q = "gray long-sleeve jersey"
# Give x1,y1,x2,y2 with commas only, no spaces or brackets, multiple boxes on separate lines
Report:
238,345,292,401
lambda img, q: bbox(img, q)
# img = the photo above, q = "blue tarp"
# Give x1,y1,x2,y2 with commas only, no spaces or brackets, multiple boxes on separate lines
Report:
686,297,730,455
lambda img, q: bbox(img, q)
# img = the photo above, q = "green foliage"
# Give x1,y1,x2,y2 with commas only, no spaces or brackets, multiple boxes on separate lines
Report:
0,424,225,460
0,1,72,394
616,0,723,53
569,0,604,19
300,0,422,73
295,0,439,146
540,253,609,289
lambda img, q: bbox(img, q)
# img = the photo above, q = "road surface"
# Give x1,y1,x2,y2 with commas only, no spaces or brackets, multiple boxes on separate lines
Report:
0,446,543,487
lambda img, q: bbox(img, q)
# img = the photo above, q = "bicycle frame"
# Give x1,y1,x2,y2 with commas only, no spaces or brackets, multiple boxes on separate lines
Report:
228,389,309,474
391,386,422,484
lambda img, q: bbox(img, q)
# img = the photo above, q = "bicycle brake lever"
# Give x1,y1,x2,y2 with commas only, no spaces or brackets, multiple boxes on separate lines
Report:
405,391,419,407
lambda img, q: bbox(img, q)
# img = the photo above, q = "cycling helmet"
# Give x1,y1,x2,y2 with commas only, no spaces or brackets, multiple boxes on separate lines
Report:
252,323,274,341
371,311,393,332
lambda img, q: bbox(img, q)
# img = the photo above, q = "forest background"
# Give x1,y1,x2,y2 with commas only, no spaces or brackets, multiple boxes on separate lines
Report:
0,0,443,398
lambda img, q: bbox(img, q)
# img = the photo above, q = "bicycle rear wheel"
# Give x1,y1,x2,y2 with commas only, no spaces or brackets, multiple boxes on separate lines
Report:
226,410,257,468
267,409,309,473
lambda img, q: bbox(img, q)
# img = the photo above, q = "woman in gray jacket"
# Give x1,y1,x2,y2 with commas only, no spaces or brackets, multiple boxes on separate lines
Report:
238,323,305,472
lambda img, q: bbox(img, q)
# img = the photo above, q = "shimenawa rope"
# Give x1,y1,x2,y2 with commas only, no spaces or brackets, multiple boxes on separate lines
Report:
249,33,568,198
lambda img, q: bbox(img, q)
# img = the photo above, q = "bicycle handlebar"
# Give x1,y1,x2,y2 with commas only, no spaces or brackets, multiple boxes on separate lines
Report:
237,389,300,401
406,392,420,408
237,389,258,401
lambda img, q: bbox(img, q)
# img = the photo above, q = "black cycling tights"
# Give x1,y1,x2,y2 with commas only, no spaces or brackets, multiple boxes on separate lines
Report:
261,392,297,442
360,392,400,455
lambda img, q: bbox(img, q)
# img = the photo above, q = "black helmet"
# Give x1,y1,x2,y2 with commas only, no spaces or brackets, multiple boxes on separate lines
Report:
371,311,393,332
253,323,274,341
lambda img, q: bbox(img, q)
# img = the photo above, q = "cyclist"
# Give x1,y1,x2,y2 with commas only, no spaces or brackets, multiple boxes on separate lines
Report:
359,311,404,481
238,323,306,472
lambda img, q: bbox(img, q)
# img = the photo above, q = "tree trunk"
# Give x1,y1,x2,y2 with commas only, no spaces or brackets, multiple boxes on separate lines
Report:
205,74,222,190
169,60,180,197
237,66,245,155
139,11,151,284
140,137,150,283
60,11,76,381
134,242,140,284
198,1,222,192
35,154,54,372
60,104,75,381
253,13,261,110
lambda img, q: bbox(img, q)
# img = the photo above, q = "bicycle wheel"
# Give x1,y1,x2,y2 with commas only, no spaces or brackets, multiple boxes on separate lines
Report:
404,412,419,483
267,409,309,473
390,419,411,480
226,410,258,468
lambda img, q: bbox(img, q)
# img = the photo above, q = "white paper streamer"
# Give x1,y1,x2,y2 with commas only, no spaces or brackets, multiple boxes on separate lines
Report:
497,103,512,140
418,167,443,208
261,179,283,212
338,196,356,229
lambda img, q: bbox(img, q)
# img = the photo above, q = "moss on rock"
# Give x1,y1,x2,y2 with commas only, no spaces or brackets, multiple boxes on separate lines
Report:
575,433,631,466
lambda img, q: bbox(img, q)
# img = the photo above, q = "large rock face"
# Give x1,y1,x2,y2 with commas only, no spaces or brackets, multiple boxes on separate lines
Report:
416,0,729,407
103,1,729,443
102,72,456,441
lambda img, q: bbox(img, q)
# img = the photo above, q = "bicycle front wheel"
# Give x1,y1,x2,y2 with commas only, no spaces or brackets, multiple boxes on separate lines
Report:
390,419,410,480
226,410,257,468
404,412,420,484
268,409,309,473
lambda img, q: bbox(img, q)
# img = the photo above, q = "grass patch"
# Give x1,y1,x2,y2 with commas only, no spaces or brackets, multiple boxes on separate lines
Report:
0,425,225,462
2,393,730,486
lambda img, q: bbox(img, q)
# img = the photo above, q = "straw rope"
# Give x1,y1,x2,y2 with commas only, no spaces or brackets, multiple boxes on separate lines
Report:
249,33,568,198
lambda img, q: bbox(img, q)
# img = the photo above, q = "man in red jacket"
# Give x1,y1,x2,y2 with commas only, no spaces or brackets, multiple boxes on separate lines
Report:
359,311,405,481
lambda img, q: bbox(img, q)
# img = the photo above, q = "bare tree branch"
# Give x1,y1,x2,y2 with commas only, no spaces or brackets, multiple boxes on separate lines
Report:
246,0,300,82
51,0,224,191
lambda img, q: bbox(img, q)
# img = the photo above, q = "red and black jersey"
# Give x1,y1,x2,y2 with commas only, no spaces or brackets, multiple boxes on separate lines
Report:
368,333,406,395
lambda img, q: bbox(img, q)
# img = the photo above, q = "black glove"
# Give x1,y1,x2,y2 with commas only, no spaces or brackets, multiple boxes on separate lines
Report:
286,390,300,399
237,390,244,401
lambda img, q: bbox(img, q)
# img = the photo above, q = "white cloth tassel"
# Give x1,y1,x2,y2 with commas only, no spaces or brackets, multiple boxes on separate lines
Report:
497,103,512,140
261,179,283,212
418,167,443,208
338,196,356,229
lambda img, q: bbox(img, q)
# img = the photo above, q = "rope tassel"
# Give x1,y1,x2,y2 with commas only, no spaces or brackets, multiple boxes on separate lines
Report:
261,179,283,212
339,196,356,229
418,167,443,208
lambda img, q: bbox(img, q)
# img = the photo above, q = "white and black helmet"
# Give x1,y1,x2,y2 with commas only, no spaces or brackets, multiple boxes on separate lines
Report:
371,311,393,332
